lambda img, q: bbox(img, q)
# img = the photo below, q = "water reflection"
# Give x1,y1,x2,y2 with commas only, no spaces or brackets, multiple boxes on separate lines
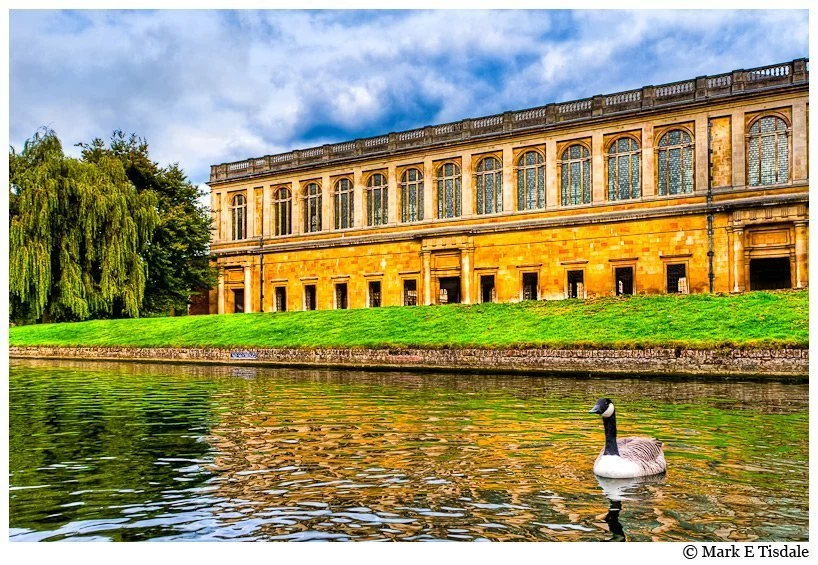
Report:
595,474,668,542
9,359,808,542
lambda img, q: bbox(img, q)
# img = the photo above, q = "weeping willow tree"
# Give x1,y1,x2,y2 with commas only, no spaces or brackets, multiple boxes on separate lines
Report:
9,129,159,323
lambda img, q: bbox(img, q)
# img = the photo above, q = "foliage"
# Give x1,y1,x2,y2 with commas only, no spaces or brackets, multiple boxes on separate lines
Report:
79,131,216,315
8,290,809,350
9,129,158,322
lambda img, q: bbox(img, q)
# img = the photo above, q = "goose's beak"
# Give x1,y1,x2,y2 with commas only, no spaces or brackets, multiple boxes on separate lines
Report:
589,405,602,414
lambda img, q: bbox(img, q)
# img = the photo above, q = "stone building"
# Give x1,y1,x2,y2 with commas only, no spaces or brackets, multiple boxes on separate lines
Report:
207,59,808,314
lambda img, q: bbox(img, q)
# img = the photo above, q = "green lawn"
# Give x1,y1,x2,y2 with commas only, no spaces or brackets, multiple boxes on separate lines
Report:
9,290,808,350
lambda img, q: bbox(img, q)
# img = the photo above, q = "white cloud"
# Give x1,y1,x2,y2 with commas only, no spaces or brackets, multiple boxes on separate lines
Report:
10,9,808,188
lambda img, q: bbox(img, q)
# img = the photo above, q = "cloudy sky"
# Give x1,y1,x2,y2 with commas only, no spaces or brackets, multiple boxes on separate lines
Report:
9,9,809,191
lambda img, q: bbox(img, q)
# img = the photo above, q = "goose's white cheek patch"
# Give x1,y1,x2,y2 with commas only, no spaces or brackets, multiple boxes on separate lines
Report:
602,403,615,418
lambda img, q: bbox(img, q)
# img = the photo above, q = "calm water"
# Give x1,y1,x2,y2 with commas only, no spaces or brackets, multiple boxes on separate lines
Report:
9,359,808,542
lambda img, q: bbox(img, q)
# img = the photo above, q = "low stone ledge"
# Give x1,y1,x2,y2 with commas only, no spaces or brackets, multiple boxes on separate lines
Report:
9,345,808,378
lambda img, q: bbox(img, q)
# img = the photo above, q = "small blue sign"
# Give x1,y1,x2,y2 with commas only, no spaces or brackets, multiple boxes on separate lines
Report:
230,350,258,360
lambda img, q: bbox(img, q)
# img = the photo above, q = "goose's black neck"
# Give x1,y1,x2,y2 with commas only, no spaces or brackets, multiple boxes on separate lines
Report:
603,412,619,456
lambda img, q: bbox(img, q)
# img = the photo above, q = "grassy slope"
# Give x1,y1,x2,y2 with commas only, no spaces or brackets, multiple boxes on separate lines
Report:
8,290,808,350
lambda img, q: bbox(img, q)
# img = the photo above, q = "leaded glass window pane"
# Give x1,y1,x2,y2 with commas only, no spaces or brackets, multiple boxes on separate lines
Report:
516,151,545,211
607,137,641,201
560,145,591,206
748,116,789,187
304,183,322,233
231,194,247,240
657,130,693,196
334,178,354,229
366,173,388,227
274,188,292,236
436,163,461,219
476,157,502,215
400,168,423,223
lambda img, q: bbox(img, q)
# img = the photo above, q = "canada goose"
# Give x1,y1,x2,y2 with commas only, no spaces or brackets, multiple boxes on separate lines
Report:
588,398,666,478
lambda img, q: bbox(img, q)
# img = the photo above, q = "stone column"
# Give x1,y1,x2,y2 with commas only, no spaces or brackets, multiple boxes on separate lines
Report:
794,220,808,288
423,158,435,220
422,251,432,305
322,173,332,231
591,131,604,204
387,163,398,225
792,99,808,181
461,248,474,304
642,123,655,198
246,186,256,238
291,181,302,235
545,139,558,208
353,167,364,228
217,271,225,314
262,185,272,238
731,109,746,189
461,151,473,217
211,190,221,243
244,265,253,313
502,145,514,212
695,115,708,193
732,227,745,292
221,192,230,240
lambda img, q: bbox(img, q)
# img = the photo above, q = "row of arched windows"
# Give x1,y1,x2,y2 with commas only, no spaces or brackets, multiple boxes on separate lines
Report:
228,117,790,240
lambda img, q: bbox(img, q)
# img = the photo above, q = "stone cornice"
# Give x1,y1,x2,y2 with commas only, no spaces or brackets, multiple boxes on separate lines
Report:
210,58,808,186
212,190,809,258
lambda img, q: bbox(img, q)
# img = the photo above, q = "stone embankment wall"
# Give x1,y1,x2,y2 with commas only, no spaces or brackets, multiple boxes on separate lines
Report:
9,346,808,378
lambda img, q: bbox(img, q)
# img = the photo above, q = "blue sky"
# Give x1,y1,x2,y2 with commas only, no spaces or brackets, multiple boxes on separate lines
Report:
9,9,809,190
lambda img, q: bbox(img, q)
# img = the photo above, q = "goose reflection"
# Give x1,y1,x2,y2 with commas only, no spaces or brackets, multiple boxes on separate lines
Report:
595,474,666,541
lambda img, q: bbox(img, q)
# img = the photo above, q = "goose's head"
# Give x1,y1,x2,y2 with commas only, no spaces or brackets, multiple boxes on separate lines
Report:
589,397,615,418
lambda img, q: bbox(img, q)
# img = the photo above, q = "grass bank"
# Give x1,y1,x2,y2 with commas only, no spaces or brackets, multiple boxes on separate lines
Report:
9,290,807,350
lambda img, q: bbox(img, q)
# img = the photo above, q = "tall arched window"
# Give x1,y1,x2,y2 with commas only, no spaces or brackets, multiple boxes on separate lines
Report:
366,173,388,226
273,187,292,236
475,156,503,215
334,178,354,229
560,144,591,206
436,162,461,219
657,129,694,195
607,137,641,201
303,182,322,233
516,150,545,211
400,168,424,223
747,115,790,186
230,193,247,240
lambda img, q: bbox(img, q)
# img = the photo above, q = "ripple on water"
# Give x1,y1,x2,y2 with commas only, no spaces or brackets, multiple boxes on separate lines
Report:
8,359,809,542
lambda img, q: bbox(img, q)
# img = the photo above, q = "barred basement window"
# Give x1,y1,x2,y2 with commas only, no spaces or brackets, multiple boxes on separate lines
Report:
436,162,461,219
366,173,388,227
747,115,790,186
368,281,381,307
304,285,316,311
400,168,424,223
303,183,322,233
403,279,418,306
230,193,247,240
522,272,539,301
560,144,591,206
666,264,687,294
607,137,641,201
475,156,503,215
516,150,545,211
335,283,348,309
273,187,292,236
334,178,354,229
657,129,694,196
274,287,287,312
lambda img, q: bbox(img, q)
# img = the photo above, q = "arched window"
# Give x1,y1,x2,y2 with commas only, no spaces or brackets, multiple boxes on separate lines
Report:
303,182,322,233
334,178,354,229
516,150,545,211
366,173,388,227
475,156,503,215
400,168,424,223
560,144,591,206
747,115,790,186
607,137,641,201
436,162,461,219
230,193,247,240
273,187,292,236
657,129,694,195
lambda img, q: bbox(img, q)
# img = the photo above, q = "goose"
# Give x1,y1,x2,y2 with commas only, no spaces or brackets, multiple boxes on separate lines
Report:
588,398,666,478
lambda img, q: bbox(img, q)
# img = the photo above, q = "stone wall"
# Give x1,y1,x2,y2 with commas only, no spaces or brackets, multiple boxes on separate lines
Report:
9,346,808,378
